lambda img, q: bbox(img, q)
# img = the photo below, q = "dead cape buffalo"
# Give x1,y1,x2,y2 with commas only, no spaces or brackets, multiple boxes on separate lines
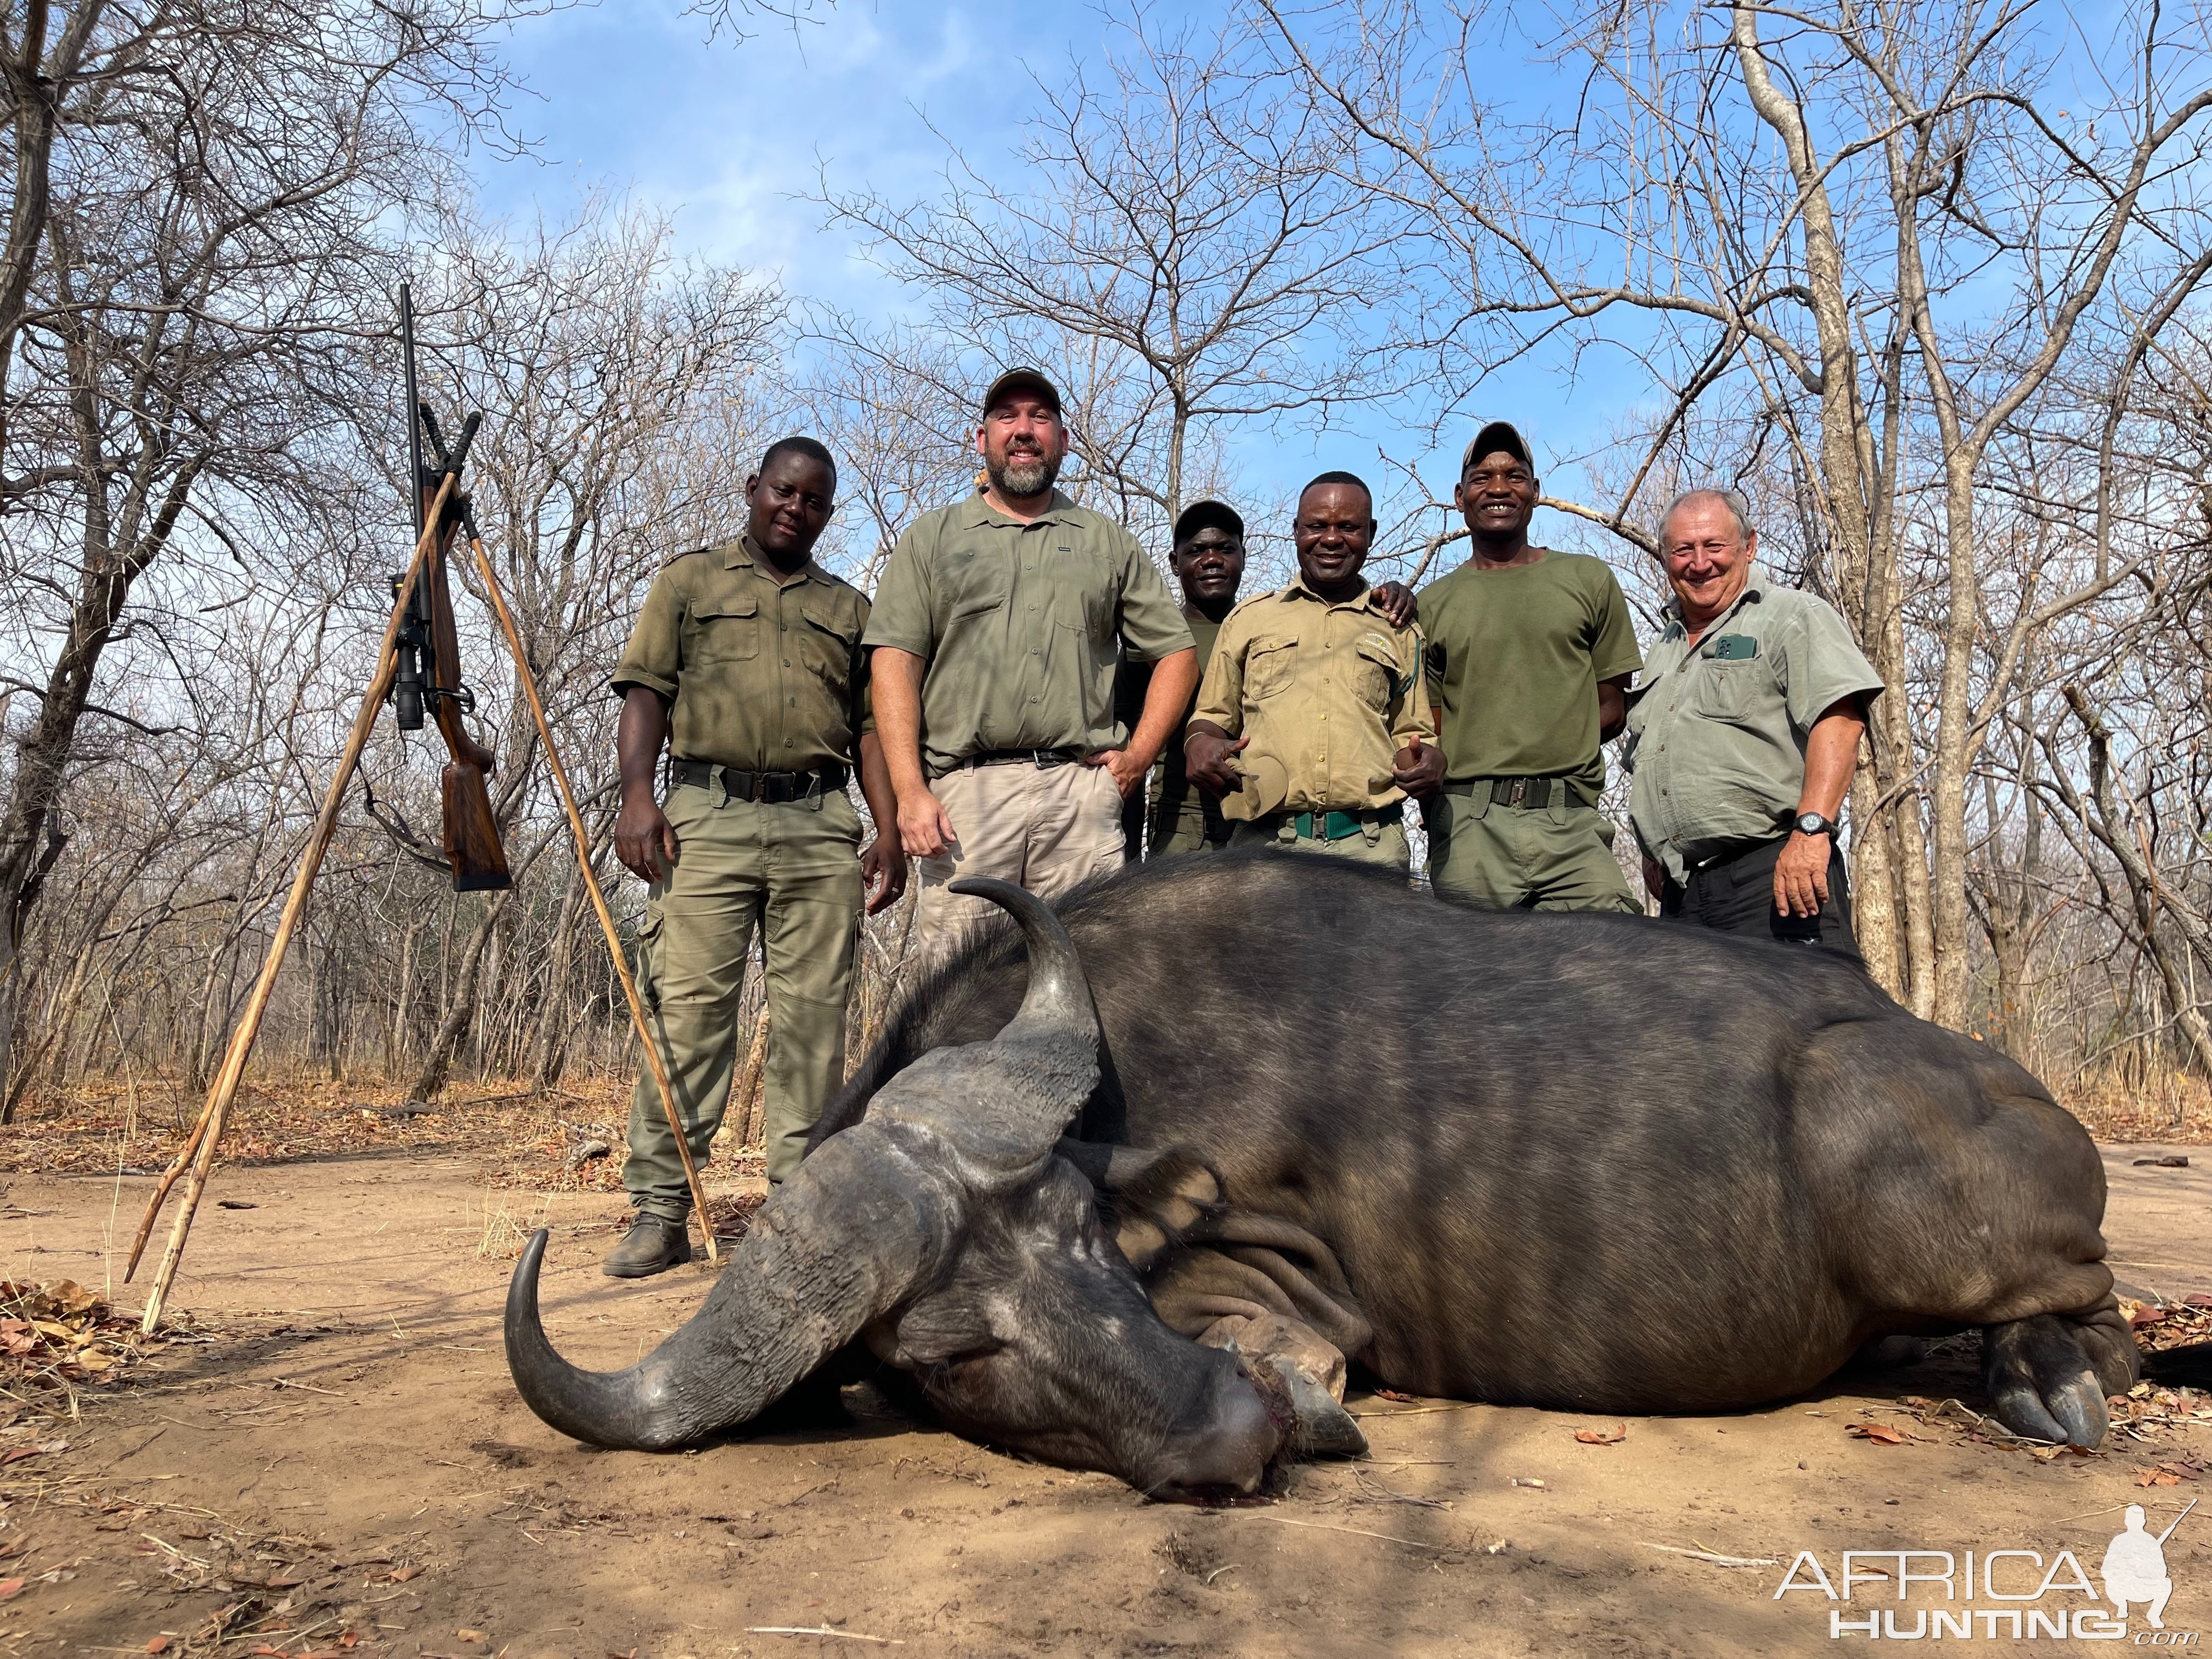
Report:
507,854,2205,1499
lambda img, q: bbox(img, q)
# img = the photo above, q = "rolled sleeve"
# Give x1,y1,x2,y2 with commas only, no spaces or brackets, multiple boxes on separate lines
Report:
859,526,936,657
1392,635,1436,748
1779,603,1886,733
611,571,684,702
1190,622,1246,738
1114,535,1195,662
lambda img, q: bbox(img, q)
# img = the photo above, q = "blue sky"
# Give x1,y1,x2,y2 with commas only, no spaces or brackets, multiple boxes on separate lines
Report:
469,0,2165,581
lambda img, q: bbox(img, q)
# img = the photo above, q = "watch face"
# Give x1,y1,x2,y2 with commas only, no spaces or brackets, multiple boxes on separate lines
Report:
1798,813,1831,836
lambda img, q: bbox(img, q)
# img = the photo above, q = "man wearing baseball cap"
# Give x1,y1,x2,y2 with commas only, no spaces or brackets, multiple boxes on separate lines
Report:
1115,498,1248,856
864,368,1197,949
1410,420,1644,911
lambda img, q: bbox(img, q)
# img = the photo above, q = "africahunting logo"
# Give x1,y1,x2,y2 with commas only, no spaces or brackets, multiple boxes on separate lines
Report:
1775,1500,2197,1642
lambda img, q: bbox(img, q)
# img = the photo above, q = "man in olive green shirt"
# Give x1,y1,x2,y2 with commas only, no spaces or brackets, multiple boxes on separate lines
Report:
1115,499,1246,857
865,369,1197,951
1186,472,1443,872
605,437,904,1276
1387,422,1643,912
1624,488,1883,950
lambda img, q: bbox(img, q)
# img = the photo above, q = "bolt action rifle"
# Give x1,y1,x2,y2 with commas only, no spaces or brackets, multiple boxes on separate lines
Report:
389,283,510,892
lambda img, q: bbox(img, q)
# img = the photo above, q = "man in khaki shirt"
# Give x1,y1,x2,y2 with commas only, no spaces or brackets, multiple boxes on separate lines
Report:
864,369,1197,949
1186,472,1443,872
605,437,903,1276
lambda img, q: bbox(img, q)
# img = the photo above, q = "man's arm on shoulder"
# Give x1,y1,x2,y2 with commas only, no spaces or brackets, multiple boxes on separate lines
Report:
1598,674,1632,742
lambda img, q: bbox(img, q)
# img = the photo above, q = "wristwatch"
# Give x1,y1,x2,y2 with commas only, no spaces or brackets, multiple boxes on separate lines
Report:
1794,811,1840,839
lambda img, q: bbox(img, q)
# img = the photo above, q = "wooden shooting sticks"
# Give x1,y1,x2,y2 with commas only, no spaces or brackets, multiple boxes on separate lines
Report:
125,289,716,1333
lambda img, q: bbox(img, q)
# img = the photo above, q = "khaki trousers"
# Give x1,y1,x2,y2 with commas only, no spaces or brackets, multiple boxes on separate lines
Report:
623,781,862,1207
915,760,1125,955
1231,813,1411,873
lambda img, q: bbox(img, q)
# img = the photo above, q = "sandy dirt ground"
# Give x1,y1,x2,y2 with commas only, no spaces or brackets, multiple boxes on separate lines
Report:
1,1142,2209,1658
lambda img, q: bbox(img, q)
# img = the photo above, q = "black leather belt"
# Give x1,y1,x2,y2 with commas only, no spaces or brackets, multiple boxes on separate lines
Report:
672,759,848,804
958,747,1084,769
1470,775,1577,810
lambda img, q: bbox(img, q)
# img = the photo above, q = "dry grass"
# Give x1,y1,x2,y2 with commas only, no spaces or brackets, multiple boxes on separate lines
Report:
0,1075,652,1192
2062,1069,2212,1144
474,1188,552,1260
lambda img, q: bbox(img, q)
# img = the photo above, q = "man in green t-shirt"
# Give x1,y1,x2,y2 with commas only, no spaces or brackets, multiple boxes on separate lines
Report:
1400,421,1644,912
1115,500,1246,857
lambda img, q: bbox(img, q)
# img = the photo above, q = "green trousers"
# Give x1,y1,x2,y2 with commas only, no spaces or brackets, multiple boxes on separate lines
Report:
623,781,862,1211
1426,786,1640,913
1231,812,1410,873
1150,802,1232,857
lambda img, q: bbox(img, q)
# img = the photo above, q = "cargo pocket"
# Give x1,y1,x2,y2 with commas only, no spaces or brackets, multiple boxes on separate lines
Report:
688,596,761,662
633,910,666,1013
1245,634,1300,700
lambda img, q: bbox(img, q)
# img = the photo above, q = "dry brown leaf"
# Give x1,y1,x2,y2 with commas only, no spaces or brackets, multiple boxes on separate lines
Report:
145,1640,170,1655
1573,1423,1628,1445
1846,1421,1909,1445
0,1579,22,1601
377,1565,421,1583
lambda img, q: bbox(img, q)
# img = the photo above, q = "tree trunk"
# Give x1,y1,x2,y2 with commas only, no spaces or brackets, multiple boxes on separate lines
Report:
409,895,508,1102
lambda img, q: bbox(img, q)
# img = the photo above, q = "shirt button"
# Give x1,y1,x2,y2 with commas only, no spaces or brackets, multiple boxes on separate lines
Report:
785,738,794,747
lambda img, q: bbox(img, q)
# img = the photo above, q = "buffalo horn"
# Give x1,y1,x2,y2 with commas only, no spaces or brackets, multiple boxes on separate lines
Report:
505,878,1103,1451
504,1126,961,1449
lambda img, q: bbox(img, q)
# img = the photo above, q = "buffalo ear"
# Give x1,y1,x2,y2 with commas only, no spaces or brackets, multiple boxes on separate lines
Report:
1054,1139,1222,1269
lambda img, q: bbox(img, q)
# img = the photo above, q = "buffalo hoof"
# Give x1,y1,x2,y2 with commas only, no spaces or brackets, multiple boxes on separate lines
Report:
1984,1314,2113,1448
1199,1313,1367,1460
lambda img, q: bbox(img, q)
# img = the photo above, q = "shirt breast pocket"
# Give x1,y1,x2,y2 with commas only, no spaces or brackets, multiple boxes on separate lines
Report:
1353,634,1404,709
1695,663,1762,723
1049,549,1118,641
687,596,760,663
798,597,859,683
1245,633,1300,701
941,549,1012,621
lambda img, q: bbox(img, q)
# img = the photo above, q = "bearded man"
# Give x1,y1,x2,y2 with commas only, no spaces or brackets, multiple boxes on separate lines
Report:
864,368,1197,952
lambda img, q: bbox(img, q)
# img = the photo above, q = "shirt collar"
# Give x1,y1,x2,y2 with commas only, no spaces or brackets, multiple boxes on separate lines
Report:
1661,564,1767,638
958,488,1080,530
724,533,827,585
1284,573,1378,611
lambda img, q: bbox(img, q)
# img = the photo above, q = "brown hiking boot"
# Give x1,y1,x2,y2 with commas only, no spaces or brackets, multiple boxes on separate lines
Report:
601,1212,694,1279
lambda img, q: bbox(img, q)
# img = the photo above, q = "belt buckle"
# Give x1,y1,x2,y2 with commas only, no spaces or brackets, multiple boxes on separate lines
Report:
1508,777,1528,808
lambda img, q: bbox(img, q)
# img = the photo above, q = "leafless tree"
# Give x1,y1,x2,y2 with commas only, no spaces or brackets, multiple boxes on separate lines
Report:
1268,0,2212,1030
823,1,1409,551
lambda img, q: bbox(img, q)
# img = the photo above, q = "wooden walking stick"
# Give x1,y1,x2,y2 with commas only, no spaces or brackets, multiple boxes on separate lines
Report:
460,509,718,1258
128,472,459,1327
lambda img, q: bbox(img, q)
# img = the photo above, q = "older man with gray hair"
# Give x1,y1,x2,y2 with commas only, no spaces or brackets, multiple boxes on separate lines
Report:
1621,487,1884,951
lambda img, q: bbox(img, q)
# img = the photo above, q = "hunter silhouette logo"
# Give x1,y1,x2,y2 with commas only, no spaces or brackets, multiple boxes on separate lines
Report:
1775,1499,2199,1640
2104,1499,2192,1630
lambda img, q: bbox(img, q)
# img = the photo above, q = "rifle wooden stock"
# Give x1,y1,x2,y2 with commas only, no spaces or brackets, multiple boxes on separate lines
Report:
418,479,511,891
